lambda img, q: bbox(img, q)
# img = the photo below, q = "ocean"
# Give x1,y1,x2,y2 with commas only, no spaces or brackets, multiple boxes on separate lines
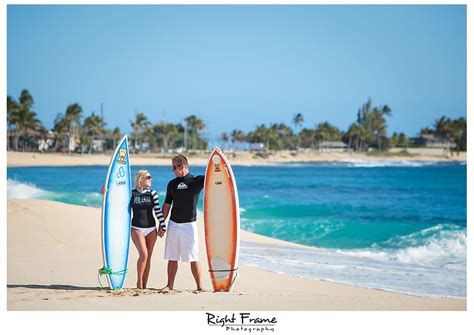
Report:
7,159,466,298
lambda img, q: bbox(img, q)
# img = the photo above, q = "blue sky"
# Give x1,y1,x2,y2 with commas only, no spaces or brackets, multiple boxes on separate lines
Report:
7,5,466,143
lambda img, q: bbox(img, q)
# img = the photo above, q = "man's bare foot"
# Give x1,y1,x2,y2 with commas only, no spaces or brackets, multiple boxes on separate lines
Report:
160,286,174,293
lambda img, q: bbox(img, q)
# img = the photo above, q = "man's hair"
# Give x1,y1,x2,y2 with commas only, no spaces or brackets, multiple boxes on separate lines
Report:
172,154,189,166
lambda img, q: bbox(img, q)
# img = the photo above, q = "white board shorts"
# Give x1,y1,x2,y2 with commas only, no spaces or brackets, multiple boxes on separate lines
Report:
164,220,199,262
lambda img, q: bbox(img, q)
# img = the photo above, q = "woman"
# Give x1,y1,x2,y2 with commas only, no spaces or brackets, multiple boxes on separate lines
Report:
102,170,166,289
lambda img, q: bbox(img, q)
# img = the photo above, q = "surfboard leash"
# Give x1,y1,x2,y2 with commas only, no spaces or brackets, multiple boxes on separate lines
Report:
97,266,127,290
208,268,239,272
229,269,239,289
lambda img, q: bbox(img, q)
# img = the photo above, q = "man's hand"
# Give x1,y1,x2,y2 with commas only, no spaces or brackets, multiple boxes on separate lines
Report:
157,227,166,238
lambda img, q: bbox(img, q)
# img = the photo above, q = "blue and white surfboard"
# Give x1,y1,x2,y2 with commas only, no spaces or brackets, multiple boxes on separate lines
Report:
101,135,132,289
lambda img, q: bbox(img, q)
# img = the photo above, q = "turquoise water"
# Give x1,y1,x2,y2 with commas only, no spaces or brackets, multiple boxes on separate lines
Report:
7,159,466,298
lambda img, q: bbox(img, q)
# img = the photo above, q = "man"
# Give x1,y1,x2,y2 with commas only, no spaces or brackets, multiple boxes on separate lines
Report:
158,154,205,292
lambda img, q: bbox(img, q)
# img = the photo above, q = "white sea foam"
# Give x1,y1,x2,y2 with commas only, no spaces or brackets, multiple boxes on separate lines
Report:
239,226,467,298
7,179,104,208
7,179,49,199
393,231,466,267
339,159,438,168
337,227,466,268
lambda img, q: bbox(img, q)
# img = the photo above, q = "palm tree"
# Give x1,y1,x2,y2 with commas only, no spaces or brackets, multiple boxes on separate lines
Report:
381,104,392,117
112,127,121,148
449,117,466,155
433,116,450,138
313,122,342,148
354,98,392,151
248,124,275,150
82,113,105,153
343,123,363,151
420,127,434,135
220,132,229,149
7,95,19,150
63,103,83,154
292,113,304,148
130,112,150,152
153,122,179,152
299,128,315,148
229,130,246,150
270,123,297,150
292,113,304,132
143,126,157,152
8,90,42,151
53,114,68,151
16,109,42,151
398,133,408,148
372,108,387,150
184,115,205,150
230,130,246,146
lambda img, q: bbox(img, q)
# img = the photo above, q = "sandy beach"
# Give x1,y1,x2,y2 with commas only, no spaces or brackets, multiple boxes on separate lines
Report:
7,199,465,311
7,150,466,167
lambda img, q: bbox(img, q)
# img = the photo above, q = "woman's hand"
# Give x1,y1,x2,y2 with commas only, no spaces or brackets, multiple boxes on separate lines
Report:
101,186,107,194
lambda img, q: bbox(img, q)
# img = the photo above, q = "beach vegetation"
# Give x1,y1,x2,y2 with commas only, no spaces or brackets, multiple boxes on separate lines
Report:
432,116,467,154
81,113,106,154
130,112,151,153
52,103,84,154
7,90,43,151
391,132,410,148
366,150,413,157
6,91,467,155
342,98,392,152
184,115,207,150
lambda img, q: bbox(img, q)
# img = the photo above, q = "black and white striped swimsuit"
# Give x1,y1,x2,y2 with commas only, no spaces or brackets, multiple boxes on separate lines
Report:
130,188,166,230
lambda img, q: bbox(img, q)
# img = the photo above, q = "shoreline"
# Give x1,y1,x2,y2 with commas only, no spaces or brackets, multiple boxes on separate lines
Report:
7,198,466,310
7,150,466,167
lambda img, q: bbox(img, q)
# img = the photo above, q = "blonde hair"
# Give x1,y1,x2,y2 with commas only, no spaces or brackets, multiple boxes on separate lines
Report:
135,170,150,190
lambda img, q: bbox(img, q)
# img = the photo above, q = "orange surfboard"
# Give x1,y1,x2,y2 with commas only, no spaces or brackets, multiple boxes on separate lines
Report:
204,147,240,292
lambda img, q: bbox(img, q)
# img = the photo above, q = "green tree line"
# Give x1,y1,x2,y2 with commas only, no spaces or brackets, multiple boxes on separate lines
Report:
7,89,207,153
7,90,467,153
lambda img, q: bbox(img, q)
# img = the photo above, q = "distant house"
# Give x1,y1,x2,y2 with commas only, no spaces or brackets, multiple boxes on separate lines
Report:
67,135,81,152
81,135,108,153
38,131,55,152
413,134,456,149
7,129,54,152
318,141,347,152
249,143,267,152
390,134,457,156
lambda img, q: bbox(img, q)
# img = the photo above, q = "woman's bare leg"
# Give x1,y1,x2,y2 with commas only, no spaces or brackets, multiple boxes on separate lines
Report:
143,230,158,288
131,229,148,289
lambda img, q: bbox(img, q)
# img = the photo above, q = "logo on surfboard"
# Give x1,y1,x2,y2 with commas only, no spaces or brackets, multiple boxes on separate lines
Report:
117,166,126,179
117,148,127,164
213,154,222,172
